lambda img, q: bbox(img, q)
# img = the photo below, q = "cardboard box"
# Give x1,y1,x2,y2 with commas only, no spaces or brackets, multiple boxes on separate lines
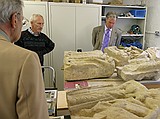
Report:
88,0,103,3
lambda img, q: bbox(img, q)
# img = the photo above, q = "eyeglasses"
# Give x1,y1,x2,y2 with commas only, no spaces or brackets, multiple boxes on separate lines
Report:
22,17,29,26
16,12,29,26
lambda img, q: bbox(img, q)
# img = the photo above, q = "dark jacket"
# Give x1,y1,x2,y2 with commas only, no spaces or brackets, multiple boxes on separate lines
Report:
15,29,55,66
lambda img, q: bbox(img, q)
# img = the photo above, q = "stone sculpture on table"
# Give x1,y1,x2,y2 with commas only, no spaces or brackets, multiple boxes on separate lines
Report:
64,50,115,81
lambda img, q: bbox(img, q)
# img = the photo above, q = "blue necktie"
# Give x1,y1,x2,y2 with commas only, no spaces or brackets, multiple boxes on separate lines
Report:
102,29,110,52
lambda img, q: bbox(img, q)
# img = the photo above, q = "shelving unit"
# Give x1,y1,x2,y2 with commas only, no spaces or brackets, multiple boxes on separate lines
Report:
101,5,147,49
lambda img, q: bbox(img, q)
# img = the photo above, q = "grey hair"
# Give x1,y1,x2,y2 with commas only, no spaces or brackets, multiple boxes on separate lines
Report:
106,11,117,18
0,0,23,23
30,14,43,22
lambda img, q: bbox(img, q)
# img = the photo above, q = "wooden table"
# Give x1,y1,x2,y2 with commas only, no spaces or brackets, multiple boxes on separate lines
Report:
49,91,69,118
57,91,69,116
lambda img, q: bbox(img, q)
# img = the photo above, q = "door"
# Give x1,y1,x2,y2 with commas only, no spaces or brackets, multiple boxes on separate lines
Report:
76,5,101,51
49,3,76,90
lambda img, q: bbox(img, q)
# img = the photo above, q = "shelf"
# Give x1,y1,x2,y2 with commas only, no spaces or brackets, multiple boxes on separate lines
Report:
117,16,145,19
101,16,145,20
101,5,146,9
122,34,144,37
101,4,147,49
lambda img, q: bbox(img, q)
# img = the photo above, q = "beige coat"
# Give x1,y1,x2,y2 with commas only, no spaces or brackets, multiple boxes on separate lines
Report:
92,25,122,50
0,35,49,119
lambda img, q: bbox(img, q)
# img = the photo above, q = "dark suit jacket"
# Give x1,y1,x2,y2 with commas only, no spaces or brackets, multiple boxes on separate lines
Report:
92,25,122,50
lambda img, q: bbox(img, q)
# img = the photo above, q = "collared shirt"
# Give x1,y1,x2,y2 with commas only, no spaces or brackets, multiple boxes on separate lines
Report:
0,29,10,42
28,27,40,36
104,25,112,40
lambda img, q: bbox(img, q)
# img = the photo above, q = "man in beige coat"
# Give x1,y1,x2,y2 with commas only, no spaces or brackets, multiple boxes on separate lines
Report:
0,0,49,119
92,11,122,52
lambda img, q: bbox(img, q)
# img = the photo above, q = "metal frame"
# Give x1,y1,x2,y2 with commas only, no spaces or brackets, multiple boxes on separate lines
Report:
42,66,56,88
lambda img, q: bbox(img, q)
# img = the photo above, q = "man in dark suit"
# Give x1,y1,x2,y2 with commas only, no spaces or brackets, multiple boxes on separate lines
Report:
92,11,122,52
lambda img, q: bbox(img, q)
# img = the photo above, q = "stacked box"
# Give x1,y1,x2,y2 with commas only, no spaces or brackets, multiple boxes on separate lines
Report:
130,10,146,17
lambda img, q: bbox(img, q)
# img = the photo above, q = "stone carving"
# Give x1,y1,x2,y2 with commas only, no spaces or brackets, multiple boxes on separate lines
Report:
64,50,115,81
104,46,143,66
64,46,160,81
104,46,160,81
104,46,129,66
115,47,160,81
66,80,160,119
117,59,160,81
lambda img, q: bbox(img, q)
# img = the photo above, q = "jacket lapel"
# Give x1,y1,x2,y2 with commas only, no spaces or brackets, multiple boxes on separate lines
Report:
99,26,105,47
109,27,117,46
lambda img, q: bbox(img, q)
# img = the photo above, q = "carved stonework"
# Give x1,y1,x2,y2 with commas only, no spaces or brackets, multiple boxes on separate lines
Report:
64,46,160,81
64,50,115,81
66,80,160,119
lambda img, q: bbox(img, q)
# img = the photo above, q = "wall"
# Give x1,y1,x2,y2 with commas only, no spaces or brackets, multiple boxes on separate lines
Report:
145,0,160,49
